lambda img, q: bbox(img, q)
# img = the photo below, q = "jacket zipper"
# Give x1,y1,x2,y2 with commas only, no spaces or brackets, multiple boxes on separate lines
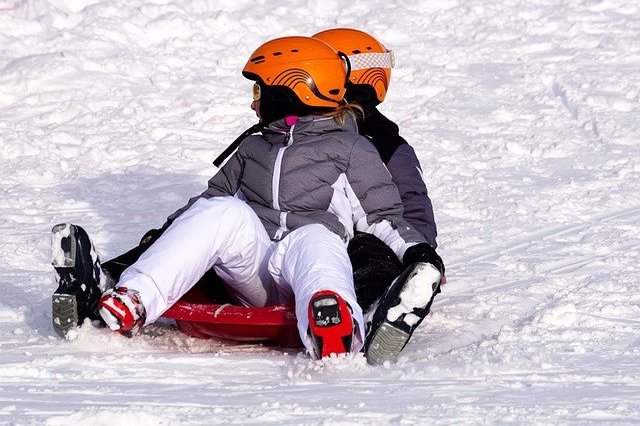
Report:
272,125,294,240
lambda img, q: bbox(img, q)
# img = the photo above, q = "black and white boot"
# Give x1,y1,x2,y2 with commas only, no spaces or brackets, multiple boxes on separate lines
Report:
364,262,442,365
51,223,112,337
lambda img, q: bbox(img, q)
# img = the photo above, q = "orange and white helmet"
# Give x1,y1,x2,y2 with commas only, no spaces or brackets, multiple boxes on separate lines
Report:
313,28,394,103
242,36,347,108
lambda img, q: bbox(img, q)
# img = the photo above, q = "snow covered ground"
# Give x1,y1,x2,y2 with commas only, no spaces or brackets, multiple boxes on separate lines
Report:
1,0,639,423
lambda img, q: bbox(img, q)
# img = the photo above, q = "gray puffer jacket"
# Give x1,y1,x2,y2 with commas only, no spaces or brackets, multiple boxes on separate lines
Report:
168,114,427,260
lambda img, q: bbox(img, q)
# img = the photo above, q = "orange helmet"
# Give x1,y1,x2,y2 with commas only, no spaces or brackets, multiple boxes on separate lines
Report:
242,36,347,108
313,28,394,103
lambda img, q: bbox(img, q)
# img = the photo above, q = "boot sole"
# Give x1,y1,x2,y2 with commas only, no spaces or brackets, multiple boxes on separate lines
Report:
51,223,77,268
52,224,81,337
308,291,354,359
365,262,442,365
52,293,79,337
366,322,409,366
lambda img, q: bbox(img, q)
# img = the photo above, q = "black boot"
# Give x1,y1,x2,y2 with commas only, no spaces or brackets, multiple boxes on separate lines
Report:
364,262,442,365
348,233,403,312
51,224,111,337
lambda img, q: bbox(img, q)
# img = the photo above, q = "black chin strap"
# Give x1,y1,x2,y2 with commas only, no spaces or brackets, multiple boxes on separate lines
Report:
213,123,263,167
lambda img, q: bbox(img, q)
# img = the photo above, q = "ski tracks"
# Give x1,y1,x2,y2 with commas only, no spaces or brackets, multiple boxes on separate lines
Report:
415,204,640,372
445,204,640,274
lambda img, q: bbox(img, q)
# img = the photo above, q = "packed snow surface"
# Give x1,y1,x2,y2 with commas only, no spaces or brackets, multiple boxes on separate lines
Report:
1,0,639,423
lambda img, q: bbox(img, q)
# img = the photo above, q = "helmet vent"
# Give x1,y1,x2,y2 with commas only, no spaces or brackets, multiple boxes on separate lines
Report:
291,49,299,52
329,89,340,95
250,55,266,64
352,49,361,54
273,51,283,56
366,46,373,50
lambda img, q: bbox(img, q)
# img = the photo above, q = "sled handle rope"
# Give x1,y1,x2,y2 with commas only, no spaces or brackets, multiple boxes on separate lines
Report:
213,122,263,167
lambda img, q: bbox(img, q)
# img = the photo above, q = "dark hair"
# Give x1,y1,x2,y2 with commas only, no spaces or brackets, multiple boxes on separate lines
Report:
345,82,380,110
258,84,332,124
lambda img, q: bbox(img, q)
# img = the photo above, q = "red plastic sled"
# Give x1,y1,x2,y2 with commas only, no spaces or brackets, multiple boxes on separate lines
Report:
162,284,302,348
162,273,446,348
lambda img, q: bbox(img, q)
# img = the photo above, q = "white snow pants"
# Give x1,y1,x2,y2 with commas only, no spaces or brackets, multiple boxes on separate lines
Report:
118,197,365,354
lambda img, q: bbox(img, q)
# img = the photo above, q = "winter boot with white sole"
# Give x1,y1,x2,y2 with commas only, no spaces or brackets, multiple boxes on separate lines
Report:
51,223,111,337
364,262,441,365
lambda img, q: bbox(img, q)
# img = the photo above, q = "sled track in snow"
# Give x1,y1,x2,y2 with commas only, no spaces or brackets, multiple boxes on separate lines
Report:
446,204,640,278
427,205,640,353
444,239,640,300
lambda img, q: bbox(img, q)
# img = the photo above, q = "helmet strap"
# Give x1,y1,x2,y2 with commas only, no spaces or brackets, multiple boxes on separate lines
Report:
338,51,352,86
